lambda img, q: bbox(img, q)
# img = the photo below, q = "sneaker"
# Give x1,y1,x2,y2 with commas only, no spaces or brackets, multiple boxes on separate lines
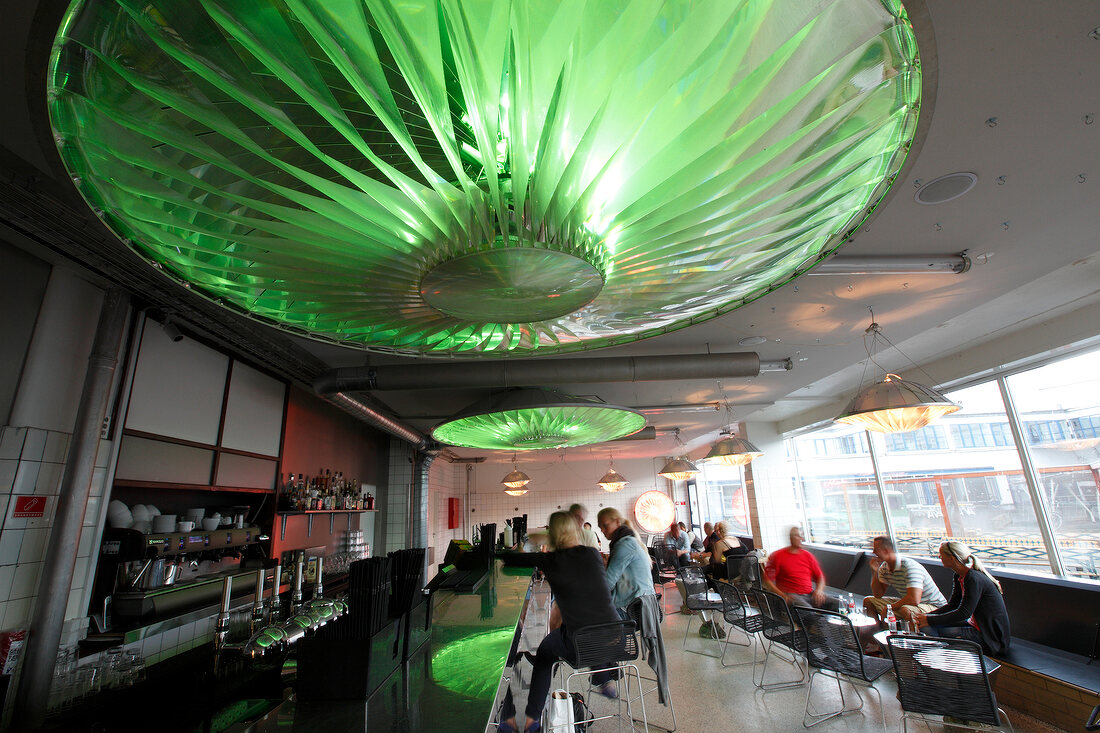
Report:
595,682,618,700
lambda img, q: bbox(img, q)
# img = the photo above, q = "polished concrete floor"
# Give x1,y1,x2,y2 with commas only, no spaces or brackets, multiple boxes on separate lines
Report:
573,609,1066,733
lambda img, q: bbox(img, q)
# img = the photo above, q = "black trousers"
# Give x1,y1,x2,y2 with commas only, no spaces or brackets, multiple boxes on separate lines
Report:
500,628,613,723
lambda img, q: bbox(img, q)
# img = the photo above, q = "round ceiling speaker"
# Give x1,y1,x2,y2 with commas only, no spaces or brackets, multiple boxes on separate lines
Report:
48,0,921,355
914,173,979,205
431,388,646,451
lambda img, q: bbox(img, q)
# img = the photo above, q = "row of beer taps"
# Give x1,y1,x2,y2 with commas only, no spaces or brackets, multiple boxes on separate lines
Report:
213,557,348,671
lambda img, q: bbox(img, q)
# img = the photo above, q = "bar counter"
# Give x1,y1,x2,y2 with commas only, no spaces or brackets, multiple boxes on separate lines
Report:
254,560,536,731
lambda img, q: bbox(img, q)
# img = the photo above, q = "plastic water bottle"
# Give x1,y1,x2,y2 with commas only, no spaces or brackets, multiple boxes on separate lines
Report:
886,604,897,632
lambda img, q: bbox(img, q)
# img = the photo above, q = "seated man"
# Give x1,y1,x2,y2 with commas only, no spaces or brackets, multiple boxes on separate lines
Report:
763,526,840,610
680,521,703,552
863,535,946,625
663,522,693,566
701,522,717,551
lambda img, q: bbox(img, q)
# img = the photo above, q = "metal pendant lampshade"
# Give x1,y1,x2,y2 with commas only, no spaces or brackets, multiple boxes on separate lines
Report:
597,459,628,493
835,374,961,433
703,435,764,466
47,0,920,356
432,388,645,451
500,464,530,496
658,457,700,481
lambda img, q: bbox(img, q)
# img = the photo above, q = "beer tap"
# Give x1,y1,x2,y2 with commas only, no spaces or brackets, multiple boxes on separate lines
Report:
249,568,266,634
290,557,304,614
267,562,283,624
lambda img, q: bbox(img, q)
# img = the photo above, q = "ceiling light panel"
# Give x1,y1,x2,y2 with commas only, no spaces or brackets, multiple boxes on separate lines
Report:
48,0,920,355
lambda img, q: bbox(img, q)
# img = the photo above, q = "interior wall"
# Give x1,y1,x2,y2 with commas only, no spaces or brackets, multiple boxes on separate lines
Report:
461,455,682,545
0,239,50,426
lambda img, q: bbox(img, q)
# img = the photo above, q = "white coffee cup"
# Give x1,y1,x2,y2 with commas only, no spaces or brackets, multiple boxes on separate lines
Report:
176,520,195,532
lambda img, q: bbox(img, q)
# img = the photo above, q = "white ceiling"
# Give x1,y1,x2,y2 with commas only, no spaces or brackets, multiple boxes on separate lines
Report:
2,1,1098,465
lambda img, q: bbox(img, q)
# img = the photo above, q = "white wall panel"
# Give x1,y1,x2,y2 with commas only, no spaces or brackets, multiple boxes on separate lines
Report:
220,362,284,456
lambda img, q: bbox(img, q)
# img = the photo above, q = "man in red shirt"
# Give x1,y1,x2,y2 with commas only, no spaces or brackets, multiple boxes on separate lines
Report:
763,526,840,610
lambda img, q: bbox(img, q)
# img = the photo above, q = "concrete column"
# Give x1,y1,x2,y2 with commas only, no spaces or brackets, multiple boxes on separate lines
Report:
13,289,129,730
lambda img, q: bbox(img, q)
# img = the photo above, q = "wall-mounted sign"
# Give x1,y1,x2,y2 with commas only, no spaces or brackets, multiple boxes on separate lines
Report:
13,496,46,518
633,491,675,534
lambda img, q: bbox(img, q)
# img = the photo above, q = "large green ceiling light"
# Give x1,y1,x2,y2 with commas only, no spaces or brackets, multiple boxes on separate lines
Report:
48,0,920,355
432,388,645,451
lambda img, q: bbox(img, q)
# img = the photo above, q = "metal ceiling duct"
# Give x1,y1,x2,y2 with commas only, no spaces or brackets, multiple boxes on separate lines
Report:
314,352,788,393
321,392,433,451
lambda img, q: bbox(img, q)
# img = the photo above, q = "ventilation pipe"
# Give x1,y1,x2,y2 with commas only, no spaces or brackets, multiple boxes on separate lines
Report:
314,352,791,393
321,392,435,452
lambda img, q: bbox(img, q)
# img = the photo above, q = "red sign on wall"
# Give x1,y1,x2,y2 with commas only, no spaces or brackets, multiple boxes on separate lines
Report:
13,496,46,518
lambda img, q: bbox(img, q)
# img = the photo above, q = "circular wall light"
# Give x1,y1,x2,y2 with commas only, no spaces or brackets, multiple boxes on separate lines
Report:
633,491,676,534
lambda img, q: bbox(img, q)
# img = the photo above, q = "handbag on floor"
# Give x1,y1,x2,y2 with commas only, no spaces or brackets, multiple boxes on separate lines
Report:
548,689,574,732
570,692,592,732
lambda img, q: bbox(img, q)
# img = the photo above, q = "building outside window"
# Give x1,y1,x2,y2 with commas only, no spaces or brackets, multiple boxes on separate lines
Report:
694,462,750,536
782,345,1100,583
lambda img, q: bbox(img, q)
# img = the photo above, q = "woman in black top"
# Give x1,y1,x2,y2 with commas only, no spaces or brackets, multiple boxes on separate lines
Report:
915,541,1011,656
499,511,619,733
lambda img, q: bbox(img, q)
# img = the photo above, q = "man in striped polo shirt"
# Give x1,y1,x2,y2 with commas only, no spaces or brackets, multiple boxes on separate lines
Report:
863,536,947,625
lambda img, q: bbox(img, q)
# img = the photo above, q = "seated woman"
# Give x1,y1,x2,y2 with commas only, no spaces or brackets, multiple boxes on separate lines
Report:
915,541,1011,656
690,521,741,578
596,507,656,613
499,512,620,733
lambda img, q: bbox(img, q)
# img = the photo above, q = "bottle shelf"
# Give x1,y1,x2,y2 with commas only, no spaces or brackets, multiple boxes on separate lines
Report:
276,509,377,540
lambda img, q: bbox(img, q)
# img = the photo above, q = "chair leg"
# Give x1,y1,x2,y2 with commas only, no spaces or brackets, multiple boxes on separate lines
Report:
755,641,807,692
682,611,723,658
802,671,883,731
720,627,755,667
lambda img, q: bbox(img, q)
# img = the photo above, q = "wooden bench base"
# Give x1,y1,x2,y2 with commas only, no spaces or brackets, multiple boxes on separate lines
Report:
993,661,1099,731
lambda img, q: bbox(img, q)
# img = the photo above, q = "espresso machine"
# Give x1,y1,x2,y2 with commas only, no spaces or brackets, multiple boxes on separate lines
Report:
92,525,265,624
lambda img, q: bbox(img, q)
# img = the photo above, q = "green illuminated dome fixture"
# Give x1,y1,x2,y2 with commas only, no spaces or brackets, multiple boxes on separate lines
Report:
48,0,921,355
432,389,645,451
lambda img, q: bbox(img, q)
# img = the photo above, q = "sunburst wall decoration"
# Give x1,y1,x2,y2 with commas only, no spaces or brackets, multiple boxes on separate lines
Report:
49,0,920,355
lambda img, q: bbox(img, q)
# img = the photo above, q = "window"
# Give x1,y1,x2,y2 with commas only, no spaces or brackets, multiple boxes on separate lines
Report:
872,381,1051,575
786,425,883,547
696,462,750,535
1005,349,1100,581
885,425,946,452
950,422,1012,448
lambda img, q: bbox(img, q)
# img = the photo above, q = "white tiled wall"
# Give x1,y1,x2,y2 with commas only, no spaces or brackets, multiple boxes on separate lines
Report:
0,425,112,634
428,455,687,546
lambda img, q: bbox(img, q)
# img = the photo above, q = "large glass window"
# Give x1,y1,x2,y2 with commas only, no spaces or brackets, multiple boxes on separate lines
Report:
1005,349,1100,581
871,381,1051,574
786,424,884,547
695,463,750,536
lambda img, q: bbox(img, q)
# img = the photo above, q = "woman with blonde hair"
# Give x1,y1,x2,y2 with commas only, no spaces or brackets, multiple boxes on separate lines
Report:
498,511,619,733
596,507,655,611
915,541,1011,655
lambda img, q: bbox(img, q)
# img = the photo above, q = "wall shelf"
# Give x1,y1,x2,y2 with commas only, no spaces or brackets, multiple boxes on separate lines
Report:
113,479,274,494
277,509,378,539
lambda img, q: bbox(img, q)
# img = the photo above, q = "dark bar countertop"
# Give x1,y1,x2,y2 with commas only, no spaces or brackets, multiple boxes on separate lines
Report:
250,559,536,732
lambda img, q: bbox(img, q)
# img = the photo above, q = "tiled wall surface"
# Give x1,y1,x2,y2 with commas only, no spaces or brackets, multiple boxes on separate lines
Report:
427,461,465,563
0,425,112,634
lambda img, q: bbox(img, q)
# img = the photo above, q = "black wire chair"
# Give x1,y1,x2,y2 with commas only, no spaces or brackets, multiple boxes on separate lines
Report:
717,583,773,667
652,546,681,616
750,588,807,691
793,606,892,730
553,620,649,733
886,634,1016,733
677,566,724,656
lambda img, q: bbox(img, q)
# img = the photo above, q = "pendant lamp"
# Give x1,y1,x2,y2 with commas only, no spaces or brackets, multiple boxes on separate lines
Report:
597,455,628,493
500,455,530,496
703,435,764,466
47,0,920,356
835,321,960,434
658,457,699,481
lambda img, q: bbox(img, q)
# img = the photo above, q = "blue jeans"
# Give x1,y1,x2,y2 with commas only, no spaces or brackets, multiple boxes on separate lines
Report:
924,624,983,647
500,628,613,723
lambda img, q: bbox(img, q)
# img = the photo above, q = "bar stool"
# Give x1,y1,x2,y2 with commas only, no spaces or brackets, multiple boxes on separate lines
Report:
551,620,649,733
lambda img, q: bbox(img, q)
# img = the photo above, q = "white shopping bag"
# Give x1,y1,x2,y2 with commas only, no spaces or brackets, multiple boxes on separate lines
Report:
548,689,574,732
